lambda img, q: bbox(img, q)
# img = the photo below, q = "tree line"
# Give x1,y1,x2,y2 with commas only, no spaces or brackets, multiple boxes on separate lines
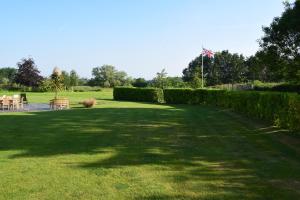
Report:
183,1,300,86
1,1,299,90
0,58,187,90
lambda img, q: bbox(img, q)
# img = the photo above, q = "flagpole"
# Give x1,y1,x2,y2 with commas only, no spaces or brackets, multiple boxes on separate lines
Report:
201,49,204,88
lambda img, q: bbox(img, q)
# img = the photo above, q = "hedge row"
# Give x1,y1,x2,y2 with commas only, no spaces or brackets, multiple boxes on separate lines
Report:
113,87,164,103
113,87,300,130
164,89,300,130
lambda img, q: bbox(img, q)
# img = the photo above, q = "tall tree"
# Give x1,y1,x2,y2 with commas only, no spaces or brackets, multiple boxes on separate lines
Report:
91,65,130,87
0,67,17,84
152,69,168,88
259,0,300,82
214,51,247,84
133,78,148,87
62,71,70,89
183,50,247,86
69,70,79,88
51,67,64,99
15,58,43,87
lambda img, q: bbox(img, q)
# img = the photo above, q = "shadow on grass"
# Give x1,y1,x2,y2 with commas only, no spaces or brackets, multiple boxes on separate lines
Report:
0,104,300,199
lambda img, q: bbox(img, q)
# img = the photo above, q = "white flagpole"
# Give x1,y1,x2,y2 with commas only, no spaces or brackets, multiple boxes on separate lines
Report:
201,48,204,88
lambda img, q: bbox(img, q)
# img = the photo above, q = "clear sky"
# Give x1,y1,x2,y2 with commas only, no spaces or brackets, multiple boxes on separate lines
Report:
0,0,287,79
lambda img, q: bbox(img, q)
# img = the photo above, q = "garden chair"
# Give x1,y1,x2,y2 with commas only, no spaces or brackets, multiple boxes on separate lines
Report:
20,93,28,104
19,97,24,109
1,98,10,110
11,95,21,110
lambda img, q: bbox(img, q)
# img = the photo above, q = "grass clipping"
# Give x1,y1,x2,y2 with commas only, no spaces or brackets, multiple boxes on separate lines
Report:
81,98,97,108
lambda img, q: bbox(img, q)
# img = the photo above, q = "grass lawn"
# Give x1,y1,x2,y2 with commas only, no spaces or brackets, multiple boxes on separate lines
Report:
0,90,300,199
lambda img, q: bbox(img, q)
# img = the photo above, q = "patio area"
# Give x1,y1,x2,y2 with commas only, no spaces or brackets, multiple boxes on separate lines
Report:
0,103,51,112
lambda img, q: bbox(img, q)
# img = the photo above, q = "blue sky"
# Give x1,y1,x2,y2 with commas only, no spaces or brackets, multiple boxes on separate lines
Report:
0,0,286,79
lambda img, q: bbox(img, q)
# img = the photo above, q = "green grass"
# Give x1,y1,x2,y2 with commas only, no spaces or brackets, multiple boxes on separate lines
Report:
0,89,112,106
0,90,300,199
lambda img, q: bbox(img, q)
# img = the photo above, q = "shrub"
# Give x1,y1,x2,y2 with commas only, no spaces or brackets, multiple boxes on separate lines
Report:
163,88,300,130
113,87,164,103
73,86,102,92
81,98,97,108
163,88,194,104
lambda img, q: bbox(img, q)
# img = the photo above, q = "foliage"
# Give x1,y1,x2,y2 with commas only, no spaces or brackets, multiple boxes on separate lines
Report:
91,65,132,87
163,88,194,104
258,1,300,83
39,79,54,92
61,70,79,90
183,50,247,86
62,71,71,90
163,88,300,130
113,87,164,103
51,67,64,99
164,77,189,88
132,78,148,87
70,70,79,89
151,69,168,88
254,83,300,93
15,58,43,87
72,86,102,92
78,78,89,86
0,67,17,84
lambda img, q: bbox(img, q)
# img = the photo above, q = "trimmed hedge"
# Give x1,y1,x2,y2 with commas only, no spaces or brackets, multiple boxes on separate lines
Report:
113,87,164,103
164,89,300,130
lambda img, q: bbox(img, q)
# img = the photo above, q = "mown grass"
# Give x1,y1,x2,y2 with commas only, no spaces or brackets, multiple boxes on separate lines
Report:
0,90,300,199
0,89,112,106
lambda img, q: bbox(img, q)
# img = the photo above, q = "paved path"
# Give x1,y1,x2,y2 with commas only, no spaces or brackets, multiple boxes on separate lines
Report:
0,103,51,112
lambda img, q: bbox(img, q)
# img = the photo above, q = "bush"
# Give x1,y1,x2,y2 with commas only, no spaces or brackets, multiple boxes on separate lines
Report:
163,88,194,104
113,87,164,103
81,98,97,108
163,88,300,130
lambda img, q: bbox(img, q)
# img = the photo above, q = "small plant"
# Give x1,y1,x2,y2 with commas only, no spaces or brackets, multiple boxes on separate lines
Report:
81,98,97,108
51,67,64,99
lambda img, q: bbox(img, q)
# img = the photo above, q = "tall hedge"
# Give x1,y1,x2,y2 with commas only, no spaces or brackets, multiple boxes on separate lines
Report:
113,87,164,103
164,89,300,130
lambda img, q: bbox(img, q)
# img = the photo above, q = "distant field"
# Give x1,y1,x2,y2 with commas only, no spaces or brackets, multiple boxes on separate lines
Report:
0,90,300,199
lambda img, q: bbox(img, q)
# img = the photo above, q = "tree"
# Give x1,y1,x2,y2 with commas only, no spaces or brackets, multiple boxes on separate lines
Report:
15,58,43,87
132,78,148,87
62,71,70,90
164,77,188,88
259,0,300,82
183,56,213,85
51,67,64,99
78,78,88,86
190,66,203,88
152,68,168,88
91,65,130,87
214,51,247,85
0,67,17,84
69,70,79,89
182,50,247,86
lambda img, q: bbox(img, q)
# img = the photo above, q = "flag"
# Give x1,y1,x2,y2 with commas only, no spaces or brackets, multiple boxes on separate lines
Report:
202,48,214,58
